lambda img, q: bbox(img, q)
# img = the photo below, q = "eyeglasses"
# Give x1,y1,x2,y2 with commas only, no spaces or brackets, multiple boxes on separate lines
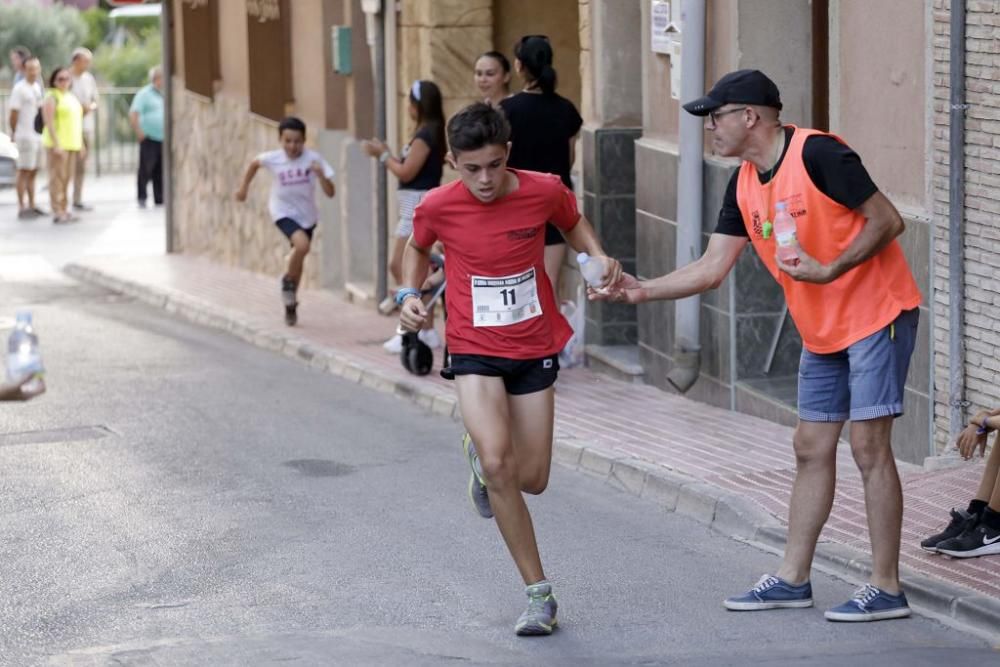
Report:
707,106,748,127
519,34,549,43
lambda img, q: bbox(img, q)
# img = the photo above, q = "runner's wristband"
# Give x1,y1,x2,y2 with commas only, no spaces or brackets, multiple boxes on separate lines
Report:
394,287,421,306
378,150,391,165
977,416,992,435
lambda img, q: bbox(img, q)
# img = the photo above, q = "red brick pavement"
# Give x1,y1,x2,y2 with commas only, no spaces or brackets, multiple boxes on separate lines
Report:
68,254,1000,603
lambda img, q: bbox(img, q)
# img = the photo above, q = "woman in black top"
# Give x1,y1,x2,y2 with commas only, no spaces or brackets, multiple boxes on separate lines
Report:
364,80,445,349
499,35,583,296
364,79,445,289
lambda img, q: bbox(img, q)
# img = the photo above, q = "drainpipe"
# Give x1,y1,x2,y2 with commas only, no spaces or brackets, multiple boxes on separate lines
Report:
948,0,967,438
161,0,173,253
667,0,706,393
362,0,388,305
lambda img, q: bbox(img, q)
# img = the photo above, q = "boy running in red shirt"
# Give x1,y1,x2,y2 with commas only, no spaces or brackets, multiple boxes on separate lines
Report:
397,103,621,636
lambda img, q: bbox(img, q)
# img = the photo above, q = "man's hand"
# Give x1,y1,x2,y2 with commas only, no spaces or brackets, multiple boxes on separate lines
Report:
0,373,46,401
234,188,248,202
776,246,835,284
310,160,325,176
136,130,145,143
956,423,989,460
589,272,645,304
599,256,624,289
399,296,428,332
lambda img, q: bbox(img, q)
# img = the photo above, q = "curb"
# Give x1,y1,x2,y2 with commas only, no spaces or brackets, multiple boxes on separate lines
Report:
65,262,1000,643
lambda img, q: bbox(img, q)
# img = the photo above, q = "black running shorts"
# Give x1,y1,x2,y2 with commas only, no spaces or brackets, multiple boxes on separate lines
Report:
449,353,559,395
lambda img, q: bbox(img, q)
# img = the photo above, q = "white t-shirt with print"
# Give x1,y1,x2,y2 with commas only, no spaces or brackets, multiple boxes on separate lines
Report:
8,79,43,140
256,148,335,228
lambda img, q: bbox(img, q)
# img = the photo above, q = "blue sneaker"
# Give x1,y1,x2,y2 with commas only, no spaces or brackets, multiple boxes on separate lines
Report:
824,584,911,622
462,433,493,518
724,574,813,611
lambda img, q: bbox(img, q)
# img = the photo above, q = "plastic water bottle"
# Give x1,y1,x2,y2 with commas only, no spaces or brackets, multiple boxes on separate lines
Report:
6,310,44,392
774,201,799,264
577,252,607,288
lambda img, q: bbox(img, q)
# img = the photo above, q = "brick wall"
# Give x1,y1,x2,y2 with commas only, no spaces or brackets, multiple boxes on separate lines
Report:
932,0,1000,451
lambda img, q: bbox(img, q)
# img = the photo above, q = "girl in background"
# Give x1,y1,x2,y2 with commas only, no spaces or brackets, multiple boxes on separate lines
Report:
500,36,583,297
364,80,446,352
474,51,512,107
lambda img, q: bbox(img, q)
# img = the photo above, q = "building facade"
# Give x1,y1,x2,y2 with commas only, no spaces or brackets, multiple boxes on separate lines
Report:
166,0,998,464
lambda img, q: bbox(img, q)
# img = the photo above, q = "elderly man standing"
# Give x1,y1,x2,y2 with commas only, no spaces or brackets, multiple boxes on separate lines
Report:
70,47,98,211
596,70,922,623
128,65,164,208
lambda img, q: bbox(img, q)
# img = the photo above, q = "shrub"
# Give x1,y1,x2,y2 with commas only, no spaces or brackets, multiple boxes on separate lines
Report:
0,1,88,81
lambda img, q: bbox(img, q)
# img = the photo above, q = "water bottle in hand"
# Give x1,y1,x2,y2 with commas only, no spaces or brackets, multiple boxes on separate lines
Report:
7,310,44,393
577,253,608,289
774,201,799,264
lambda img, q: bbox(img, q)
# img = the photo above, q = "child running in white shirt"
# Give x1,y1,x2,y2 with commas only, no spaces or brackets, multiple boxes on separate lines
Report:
235,117,335,325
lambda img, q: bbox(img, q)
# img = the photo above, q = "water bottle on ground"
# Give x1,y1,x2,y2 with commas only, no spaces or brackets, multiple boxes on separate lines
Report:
7,310,44,393
577,252,608,289
774,201,799,264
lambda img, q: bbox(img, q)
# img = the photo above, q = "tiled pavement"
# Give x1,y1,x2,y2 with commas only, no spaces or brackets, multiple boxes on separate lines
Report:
65,254,1000,634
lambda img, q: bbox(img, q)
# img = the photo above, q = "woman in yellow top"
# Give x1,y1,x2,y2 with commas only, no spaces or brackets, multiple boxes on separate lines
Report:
42,66,84,223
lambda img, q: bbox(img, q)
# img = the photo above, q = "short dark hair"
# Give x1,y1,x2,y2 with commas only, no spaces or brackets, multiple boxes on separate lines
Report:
278,116,306,138
11,45,31,61
447,102,510,155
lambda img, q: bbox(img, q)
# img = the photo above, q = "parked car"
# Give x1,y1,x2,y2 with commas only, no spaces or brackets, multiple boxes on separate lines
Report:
0,132,19,188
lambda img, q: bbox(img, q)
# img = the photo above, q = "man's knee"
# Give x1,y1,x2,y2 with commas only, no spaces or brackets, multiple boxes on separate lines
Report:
292,236,311,255
793,427,836,467
850,430,893,475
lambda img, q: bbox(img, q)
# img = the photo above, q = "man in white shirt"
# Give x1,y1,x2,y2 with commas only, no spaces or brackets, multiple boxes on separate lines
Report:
70,47,99,211
8,56,44,219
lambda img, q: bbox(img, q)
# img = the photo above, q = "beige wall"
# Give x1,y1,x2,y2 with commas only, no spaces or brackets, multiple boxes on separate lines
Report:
290,0,326,130
494,0,582,109
218,0,250,100
834,0,927,210
172,0,185,80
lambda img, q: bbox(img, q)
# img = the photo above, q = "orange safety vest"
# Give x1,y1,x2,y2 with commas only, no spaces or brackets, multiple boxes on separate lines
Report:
736,126,922,354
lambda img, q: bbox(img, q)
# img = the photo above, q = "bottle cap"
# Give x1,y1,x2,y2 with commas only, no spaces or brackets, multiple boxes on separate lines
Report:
775,201,787,210
576,252,590,264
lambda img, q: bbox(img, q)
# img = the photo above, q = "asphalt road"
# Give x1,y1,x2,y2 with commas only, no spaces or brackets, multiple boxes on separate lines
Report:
1,197,997,665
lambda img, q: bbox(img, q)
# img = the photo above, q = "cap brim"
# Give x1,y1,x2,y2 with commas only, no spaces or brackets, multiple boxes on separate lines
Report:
682,95,722,116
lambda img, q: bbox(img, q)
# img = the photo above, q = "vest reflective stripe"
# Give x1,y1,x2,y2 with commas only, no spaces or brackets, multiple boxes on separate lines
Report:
736,126,922,354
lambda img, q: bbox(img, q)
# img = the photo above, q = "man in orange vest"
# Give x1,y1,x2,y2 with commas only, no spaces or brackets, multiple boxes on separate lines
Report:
597,70,922,622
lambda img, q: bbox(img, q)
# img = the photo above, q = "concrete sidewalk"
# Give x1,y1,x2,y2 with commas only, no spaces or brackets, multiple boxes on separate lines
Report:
65,253,1000,640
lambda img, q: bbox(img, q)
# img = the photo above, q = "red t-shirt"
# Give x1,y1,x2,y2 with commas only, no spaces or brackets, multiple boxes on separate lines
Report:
412,169,580,359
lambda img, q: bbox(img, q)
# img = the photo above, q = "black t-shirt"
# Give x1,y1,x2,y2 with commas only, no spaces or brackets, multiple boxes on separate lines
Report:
714,126,879,237
400,124,444,191
500,92,583,189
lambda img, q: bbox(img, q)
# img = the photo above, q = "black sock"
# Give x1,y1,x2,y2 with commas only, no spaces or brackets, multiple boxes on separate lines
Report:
981,508,1000,531
968,499,988,517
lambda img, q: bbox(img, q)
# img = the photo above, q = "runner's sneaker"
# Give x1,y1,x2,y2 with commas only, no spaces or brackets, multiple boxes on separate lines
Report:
920,508,978,553
418,328,442,349
462,433,492,518
281,277,298,326
515,581,558,636
724,574,813,611
936,523,1000,558
383,333,403,353
824,584,911,622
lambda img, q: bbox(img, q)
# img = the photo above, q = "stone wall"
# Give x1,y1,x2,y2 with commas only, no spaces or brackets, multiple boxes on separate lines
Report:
172,90,325,288
932,0,1000,452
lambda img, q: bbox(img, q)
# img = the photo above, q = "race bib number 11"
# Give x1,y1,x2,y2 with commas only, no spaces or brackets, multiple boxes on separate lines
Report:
471,268,543,327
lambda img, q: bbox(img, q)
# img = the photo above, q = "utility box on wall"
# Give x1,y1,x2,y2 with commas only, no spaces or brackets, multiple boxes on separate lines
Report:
331,25,352,74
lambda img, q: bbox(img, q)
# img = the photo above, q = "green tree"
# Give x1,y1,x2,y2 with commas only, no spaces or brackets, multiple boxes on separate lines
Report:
92,29,161,89
0,1,87,82
80,6,111,52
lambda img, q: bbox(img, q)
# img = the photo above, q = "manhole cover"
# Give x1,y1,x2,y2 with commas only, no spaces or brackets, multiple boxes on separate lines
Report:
282,459,356,478
0,425,114,448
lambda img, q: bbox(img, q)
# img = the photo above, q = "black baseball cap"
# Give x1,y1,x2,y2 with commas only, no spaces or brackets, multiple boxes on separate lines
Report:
683,69,782,116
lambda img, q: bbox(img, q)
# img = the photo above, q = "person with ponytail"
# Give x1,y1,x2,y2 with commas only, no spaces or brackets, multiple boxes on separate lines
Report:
500,36,583,297
363,79,446,351
474,50,512,107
